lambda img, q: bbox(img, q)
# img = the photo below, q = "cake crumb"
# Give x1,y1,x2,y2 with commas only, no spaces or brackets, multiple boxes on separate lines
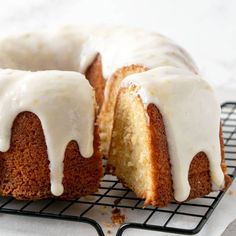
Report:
105,223,113,228
111,208,125,224
100,205,108,215
107,230,112,234
228,189,234,196
114,198,120,205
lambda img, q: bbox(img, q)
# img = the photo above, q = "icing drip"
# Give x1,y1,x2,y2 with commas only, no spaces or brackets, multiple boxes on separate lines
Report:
0,69,95,196
121,66,224,202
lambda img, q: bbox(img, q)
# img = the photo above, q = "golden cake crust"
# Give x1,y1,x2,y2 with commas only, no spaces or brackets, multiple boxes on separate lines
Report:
145,104,173,206
85,55,106,111
0,112,103,200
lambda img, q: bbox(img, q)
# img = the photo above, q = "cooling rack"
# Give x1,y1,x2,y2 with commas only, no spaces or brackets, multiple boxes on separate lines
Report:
0,102,235,236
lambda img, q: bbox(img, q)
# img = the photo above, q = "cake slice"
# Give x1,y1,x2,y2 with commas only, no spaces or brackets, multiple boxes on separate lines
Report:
108,66,231,207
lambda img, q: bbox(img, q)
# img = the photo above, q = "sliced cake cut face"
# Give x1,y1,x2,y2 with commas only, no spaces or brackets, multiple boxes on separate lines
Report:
108,87,153,200
108,86,173,206
108,66,231,206
98,65,148,157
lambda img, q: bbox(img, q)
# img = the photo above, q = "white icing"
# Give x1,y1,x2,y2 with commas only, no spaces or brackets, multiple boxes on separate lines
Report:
0,26,198,78
79,27,198,77
0,69,95,196
121,66,224,202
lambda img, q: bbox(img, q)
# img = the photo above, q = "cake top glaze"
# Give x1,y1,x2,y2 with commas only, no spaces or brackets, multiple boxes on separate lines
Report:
0,26,198,77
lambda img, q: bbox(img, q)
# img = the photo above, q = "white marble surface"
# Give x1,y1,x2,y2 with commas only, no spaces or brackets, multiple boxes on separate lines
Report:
0,0,235,235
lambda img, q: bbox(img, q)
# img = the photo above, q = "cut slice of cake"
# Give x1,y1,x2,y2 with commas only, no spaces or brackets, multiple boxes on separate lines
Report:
108,66,231,207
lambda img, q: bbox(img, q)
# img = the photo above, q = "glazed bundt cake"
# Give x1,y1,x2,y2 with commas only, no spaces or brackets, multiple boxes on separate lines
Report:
0,26,231,204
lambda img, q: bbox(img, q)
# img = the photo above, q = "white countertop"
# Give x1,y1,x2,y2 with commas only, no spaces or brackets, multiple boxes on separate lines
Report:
0,0,235,235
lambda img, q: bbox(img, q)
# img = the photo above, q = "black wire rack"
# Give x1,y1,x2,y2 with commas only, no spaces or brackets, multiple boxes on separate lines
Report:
0,102,236,236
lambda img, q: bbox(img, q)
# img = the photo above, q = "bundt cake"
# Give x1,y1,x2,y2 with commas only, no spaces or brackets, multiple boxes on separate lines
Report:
0,26,231,205
0,69,103,199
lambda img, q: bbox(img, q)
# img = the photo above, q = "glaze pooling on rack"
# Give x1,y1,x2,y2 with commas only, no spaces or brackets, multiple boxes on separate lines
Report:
0,69,95,196
121,66,225,202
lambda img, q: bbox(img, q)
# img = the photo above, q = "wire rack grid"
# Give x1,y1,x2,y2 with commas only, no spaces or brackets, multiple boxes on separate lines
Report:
0,102,235,236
